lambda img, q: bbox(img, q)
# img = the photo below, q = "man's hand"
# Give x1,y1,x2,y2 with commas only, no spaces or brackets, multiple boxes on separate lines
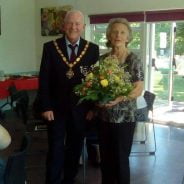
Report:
42,111,54,121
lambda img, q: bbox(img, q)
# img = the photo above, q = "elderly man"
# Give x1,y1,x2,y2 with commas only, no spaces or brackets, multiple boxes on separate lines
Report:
38,10,99,184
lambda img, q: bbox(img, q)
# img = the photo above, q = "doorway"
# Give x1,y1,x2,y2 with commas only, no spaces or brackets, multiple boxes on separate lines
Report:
147,22,184,125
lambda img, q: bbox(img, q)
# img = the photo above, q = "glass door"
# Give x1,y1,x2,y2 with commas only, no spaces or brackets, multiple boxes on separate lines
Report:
147,22,184,104
153,22,173,103
173,22,184,102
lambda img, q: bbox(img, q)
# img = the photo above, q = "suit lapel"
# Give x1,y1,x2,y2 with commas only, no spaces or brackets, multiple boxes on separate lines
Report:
77,38,87,57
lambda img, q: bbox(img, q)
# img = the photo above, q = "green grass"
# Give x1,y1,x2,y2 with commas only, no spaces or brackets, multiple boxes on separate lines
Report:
153,70,184,101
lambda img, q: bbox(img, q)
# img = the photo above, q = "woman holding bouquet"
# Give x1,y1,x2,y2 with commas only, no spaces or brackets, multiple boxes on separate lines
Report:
98,18,144,184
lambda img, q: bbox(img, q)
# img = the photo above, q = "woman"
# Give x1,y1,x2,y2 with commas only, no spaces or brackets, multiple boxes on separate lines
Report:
97,18,144,184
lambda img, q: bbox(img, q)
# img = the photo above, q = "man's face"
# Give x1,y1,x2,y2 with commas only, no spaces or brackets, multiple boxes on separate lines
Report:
63,12,85,44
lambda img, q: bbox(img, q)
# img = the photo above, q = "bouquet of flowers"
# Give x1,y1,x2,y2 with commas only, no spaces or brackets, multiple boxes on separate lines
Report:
74,55,133,104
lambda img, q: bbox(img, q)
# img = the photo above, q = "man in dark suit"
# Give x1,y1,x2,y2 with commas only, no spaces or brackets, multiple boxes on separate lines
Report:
38,10,99,184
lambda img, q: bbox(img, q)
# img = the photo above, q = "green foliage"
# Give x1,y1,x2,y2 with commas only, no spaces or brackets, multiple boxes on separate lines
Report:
175,23,184,55
154,22,184,55
153,70,184,101
128,31,141,49
155,23,171,55
74,56,133,104
92,22,184,55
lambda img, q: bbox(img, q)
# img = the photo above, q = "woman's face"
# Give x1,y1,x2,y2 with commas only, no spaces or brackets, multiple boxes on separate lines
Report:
108,23,129,48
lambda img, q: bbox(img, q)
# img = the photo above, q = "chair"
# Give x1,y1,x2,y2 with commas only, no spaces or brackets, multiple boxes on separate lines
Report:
0,110,5,120
134,96,148,144
82,120,100,184
0,96,11,119
14,91,47,132
0,86,28,120
82,136,98,184
0,134,31,184
8,85,29,117
0,102,10,119
132,90,156,155
15,92,48,167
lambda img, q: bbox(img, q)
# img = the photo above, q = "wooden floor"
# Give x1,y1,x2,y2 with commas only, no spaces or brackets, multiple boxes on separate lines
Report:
1,110,184,184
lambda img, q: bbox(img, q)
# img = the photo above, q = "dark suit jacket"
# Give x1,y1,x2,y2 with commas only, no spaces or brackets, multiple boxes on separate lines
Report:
38,37,99,115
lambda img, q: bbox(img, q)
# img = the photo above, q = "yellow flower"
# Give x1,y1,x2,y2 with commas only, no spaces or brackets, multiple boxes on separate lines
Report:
74,55,133,104
100,79,108,87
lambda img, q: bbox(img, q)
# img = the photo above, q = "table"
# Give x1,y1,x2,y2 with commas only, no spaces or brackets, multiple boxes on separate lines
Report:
0,77,38,99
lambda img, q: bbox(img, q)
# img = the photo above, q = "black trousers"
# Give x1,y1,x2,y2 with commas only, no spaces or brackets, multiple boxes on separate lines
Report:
45,107,87,184
98,121,136,184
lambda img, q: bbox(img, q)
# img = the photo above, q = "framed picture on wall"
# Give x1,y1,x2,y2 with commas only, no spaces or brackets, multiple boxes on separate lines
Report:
41,5,73,36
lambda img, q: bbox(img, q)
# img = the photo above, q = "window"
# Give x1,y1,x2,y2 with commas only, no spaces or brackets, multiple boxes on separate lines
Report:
90,22,143,56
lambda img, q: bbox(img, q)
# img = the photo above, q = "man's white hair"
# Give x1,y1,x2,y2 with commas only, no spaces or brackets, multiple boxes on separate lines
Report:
64,10,85,24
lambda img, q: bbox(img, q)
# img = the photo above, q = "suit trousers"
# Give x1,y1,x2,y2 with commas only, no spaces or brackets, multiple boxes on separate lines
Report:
98,121,136,184
45,107,87,184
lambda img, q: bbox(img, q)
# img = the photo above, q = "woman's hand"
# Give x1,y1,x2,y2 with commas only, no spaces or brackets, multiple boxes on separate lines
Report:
97,96,126,109
105,96,125,108
42,111,54,121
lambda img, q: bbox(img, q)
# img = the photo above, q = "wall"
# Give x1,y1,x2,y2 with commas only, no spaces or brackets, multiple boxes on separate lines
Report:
32,0,184,70
75,0,184,15
0,0,37,74
0,0,184,74
35,0,77,69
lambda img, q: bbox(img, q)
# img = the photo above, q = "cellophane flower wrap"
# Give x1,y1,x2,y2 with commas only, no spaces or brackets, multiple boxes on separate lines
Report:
74,55,133,104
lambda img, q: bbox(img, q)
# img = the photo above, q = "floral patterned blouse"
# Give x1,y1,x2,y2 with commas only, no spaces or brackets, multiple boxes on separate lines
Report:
98,52,144,123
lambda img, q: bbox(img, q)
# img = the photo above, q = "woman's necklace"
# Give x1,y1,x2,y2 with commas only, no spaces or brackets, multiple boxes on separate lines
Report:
53,40,89,79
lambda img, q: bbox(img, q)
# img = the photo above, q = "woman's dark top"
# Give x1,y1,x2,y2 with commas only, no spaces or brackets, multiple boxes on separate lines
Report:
98,52,144,123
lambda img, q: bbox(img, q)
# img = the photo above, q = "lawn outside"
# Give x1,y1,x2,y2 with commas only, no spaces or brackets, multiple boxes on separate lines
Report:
153,69,184,101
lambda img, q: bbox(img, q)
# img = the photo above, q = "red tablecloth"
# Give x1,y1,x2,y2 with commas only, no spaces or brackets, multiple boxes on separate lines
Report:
0,77,38,99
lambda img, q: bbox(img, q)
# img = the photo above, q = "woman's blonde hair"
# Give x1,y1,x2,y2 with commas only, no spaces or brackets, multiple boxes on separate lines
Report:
106,18,133,48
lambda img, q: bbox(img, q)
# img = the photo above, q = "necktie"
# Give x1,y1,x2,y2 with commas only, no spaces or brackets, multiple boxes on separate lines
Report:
68,44,77,62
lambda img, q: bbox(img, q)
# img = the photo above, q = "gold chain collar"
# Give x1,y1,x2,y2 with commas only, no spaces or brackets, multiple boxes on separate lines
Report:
53,40,89,79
